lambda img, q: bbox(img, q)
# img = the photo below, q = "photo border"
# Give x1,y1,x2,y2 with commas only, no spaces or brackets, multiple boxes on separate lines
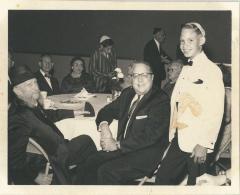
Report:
0,1,239,195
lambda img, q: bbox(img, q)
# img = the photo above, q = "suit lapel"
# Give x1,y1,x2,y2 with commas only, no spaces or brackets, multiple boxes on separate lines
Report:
117,88,135,140
50,77,56,92
38,71,53,92
152,39,160,54
124,87,157,138
32,105,64,137
125,88,136,113
169,67,186,136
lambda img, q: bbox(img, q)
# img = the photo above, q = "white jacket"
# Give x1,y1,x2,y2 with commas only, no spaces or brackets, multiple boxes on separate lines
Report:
169,52,225,153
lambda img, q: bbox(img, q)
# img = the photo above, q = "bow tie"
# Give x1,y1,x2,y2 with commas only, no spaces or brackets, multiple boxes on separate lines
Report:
185,60,193,66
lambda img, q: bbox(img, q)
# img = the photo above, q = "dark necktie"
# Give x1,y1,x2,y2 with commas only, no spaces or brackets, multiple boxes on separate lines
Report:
123,95,141,139
128,95,141,118
185,60,193,66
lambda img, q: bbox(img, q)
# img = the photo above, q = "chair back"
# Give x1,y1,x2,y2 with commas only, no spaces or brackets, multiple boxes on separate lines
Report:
26,138,51,177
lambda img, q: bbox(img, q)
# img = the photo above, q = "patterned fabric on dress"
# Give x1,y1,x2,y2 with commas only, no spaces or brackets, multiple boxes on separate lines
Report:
89,48,117,93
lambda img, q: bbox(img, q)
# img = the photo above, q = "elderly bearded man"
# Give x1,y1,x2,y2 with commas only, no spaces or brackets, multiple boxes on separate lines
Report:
8,65,97,185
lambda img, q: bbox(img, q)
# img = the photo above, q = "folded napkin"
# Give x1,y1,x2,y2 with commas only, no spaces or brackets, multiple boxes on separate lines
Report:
74,88,96,99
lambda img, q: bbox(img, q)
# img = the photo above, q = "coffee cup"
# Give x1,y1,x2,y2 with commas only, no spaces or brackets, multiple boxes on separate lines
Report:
40,91,47,99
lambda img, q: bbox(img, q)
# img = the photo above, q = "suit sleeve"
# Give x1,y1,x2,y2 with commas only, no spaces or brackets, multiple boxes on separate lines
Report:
8,118,38,184
45,109,74,123
120,95,170,153
96,93,122,128
160,48,172,62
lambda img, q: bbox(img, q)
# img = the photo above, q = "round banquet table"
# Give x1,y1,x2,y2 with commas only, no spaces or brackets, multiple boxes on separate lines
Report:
48,93,112,114
48,93,118,150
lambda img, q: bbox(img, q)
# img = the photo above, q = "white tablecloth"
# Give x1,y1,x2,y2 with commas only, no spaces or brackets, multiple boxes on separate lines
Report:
50,93,118,150
49,93,111,113
55,118,118,151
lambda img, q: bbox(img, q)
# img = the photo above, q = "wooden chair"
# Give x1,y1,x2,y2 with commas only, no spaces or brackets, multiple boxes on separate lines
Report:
26,138,77,184
26,138,51,177
211,87,231,173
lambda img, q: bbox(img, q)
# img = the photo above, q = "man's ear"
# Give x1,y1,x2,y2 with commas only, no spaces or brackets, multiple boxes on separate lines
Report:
38,61,42,68
199,36,206,46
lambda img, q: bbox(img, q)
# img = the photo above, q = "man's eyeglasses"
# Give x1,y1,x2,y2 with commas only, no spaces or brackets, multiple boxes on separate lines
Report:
129,73,153,79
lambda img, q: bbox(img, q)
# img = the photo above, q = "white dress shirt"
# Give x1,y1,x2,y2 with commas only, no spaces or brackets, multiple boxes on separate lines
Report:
154,39,160,53
40,69,52,89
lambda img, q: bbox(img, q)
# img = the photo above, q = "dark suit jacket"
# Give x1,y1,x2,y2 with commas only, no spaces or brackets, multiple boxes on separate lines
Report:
8,99,95,184
96,86,170,174
8,103,75,184
144,39,170,84
35,70,60,96
8,98,95,184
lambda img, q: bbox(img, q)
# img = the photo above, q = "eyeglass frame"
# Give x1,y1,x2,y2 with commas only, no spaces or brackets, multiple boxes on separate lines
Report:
129,72,153,79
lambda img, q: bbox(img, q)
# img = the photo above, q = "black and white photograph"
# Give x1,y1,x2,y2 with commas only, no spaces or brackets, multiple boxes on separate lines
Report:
1,1,239,195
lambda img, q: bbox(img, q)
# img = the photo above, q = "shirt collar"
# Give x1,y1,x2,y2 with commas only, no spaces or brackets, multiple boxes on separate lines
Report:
40,69,47,77
40,69,49,78
154,39,160,48
189,51,207,67
8,76,12,84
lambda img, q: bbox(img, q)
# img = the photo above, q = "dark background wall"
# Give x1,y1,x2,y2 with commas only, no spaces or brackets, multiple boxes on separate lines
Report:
9,10,231,63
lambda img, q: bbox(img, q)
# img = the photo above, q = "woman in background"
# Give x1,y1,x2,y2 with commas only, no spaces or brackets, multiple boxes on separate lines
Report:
89,35,117,93
61,57,95,93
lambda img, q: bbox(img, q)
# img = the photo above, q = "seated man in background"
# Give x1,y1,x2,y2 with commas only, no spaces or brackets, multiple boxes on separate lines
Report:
75,61,170,185
120,63,133,89
162,59,183,98
8,65,97,185
35,54,60,96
